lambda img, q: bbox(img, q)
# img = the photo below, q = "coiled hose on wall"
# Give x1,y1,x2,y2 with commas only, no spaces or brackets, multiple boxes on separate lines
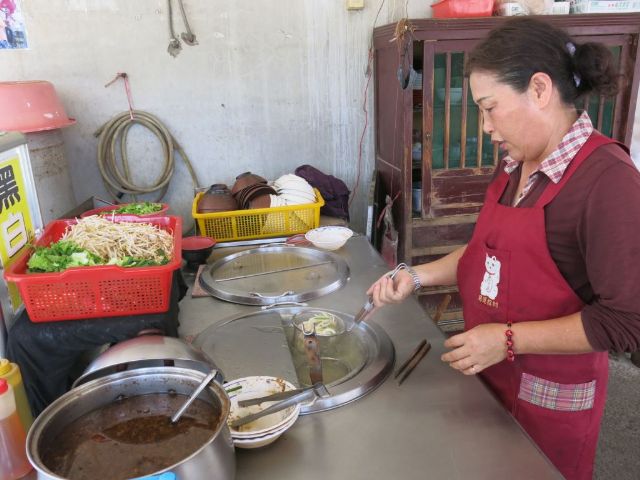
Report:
95,110,199,203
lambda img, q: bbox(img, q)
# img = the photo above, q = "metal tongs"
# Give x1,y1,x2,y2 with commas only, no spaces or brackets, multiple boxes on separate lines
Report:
302,322,323,384
229,383,330,429
350,263,411,331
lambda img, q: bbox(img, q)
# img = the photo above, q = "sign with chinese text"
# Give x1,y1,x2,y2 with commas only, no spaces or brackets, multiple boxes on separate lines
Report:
0,154,35,309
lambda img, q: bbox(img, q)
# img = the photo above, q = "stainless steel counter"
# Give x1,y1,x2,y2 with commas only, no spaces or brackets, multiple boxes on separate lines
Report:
178,236,562,480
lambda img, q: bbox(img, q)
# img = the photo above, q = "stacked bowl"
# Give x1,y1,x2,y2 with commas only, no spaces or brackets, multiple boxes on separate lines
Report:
225,376,301,449
231,172,276,209
272,174,316,206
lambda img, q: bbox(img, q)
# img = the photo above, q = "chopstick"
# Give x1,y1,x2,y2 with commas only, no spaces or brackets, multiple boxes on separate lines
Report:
395,339,431,386
432,294,451,325
394,339,427,379
394,294,450,385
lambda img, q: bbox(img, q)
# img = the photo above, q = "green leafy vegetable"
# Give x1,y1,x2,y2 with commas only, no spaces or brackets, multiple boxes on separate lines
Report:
27,240,168,273
27,240,103,272
104,202,163,215
116,256,163,268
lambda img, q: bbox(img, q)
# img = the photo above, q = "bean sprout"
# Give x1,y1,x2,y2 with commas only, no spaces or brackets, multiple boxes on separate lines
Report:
62,216,174,264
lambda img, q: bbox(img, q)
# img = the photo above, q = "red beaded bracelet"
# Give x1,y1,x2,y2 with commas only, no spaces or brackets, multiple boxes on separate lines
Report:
505,322,515,362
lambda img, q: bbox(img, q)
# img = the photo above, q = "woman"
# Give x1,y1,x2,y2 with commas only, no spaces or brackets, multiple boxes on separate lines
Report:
367,17,640,480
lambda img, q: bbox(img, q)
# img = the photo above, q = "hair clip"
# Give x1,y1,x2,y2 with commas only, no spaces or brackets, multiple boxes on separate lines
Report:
573,73,582,88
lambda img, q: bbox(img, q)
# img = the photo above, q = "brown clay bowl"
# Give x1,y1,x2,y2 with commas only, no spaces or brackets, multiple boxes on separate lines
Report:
197,190,238,213
231,172,267,197
248,193,272,209
236,190,254,210
237,184,265,208
243,185,276,207
241,185,277,209
206,183,231,195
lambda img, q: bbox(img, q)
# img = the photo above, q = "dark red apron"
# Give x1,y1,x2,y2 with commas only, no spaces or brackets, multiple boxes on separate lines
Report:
457,132,614,480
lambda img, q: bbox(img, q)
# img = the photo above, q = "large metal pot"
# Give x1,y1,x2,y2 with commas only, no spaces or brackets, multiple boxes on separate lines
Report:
72,335,222,388
28,367,235,480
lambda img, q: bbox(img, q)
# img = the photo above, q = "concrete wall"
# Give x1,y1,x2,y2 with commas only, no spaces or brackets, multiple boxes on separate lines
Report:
0,0,419,232
1,1,640,233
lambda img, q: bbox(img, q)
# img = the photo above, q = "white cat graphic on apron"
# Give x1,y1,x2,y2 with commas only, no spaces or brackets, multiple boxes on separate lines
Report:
480,253,501,300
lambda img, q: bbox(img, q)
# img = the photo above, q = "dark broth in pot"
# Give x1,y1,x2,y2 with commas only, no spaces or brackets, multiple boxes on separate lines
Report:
40,392,222,480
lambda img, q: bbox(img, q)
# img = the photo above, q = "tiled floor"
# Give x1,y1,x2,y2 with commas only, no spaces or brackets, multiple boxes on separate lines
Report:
594,353,640,480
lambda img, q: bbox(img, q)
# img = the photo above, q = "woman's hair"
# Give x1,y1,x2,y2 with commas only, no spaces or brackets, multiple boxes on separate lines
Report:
465,17,619,103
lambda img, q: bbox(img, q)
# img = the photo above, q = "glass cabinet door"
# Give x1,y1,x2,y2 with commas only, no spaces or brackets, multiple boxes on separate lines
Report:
413,40,497,219
412,36,630,219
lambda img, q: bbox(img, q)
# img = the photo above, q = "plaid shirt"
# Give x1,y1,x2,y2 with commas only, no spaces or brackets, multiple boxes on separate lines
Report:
504,111,593,205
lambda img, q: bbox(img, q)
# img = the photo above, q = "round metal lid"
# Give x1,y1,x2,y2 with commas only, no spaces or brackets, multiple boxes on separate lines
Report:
199,246,350,305
71,336,220,388
193,306,395,414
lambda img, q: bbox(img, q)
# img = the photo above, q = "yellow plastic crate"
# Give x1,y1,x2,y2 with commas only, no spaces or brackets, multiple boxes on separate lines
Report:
192,189,324,242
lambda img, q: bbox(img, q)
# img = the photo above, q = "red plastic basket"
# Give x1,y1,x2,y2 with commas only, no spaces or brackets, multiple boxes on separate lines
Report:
80,202,170,218
4,216,182,322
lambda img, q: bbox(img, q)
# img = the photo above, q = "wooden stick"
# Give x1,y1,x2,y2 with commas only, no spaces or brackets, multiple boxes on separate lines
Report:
394,339,427,379
397,341,432,386
432,294,452,325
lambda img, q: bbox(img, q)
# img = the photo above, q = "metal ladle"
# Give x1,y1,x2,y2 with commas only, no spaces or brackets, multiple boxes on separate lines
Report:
170,369,219,424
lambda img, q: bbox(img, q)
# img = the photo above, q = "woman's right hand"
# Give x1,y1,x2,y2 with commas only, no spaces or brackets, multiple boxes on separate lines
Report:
366,270,415,307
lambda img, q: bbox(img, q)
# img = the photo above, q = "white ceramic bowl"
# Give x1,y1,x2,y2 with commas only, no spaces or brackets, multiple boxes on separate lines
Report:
225,376,301,438
232,412,300,449
269,194,287,208
273,174,312,192
305,226,354,251
276,183,314,194
279,192,316,205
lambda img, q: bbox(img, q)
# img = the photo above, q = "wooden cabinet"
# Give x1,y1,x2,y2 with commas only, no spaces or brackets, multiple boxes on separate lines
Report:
373,14,640,329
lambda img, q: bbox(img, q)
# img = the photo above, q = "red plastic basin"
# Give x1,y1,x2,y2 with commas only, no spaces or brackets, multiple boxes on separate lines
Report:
431,0,494,18
0,81,76,133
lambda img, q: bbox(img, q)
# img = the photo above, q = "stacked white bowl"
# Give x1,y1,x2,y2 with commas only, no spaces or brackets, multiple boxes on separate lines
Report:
225,376,301,449
271,174,316,206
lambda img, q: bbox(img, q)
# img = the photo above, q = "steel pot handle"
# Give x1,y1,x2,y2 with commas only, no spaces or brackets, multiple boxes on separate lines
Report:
261,301,308,310
249,291,294,299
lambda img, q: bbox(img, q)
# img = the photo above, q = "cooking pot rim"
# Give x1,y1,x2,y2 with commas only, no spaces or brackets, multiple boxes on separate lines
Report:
27,366,232,479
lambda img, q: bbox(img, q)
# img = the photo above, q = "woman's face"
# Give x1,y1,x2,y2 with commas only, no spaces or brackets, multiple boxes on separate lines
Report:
470,70,548,164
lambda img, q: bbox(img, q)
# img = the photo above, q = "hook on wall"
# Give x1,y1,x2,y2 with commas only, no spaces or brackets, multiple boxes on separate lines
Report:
166,0,197,57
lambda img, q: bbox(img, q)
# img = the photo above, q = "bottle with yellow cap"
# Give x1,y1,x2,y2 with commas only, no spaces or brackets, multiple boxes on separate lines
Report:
0,359,33,432
0,378,33,479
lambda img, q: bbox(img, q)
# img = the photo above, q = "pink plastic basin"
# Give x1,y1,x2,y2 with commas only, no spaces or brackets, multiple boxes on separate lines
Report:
80,203,170,218
0,81,76,133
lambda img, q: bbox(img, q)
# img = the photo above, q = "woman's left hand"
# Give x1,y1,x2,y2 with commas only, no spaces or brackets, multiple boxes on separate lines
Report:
441,323,507,375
